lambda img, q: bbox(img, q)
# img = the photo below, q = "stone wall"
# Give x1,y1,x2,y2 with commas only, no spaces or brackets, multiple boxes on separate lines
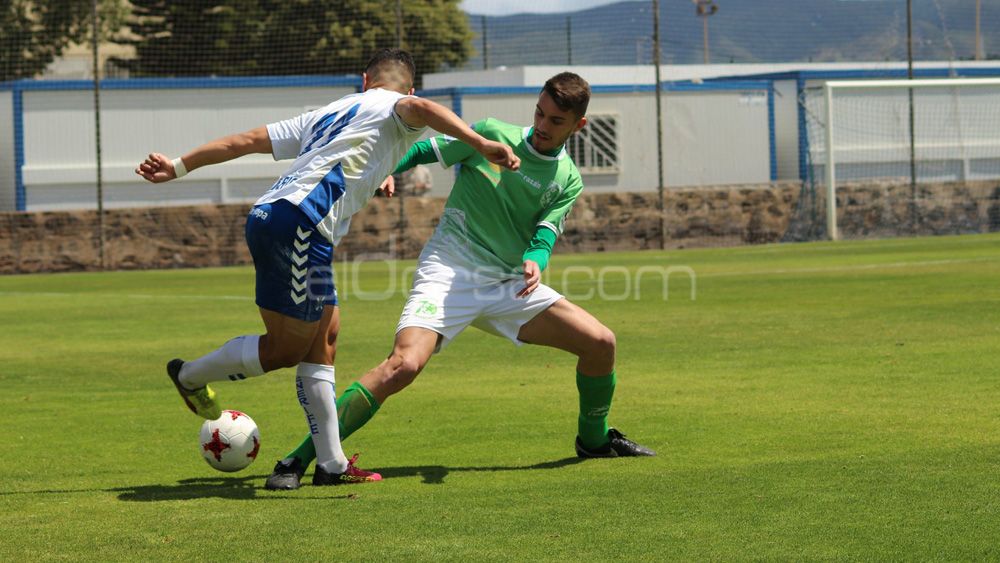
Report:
2,181,999,275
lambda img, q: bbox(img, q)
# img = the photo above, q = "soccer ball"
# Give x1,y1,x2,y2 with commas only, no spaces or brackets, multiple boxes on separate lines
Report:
199,410,260,472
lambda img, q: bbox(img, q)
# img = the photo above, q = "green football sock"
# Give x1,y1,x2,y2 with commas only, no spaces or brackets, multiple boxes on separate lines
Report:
280,381,381,467
338,381,381,440
577,370,616,450
282,433,316,466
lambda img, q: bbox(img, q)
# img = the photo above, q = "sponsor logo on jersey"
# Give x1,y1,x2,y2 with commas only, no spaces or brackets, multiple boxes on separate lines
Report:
269,171,303,193
517,170,542,190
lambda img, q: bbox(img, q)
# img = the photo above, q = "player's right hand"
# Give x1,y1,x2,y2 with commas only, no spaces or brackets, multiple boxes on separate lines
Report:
479,140,521,171
135,153,177,183
377,175,396,198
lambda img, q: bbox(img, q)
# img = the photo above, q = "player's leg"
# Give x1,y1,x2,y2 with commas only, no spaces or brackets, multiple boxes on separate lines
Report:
265,305,338,490
338,254,474,433
268,256,475,487
290,305,379,486
266,325,440,490
516,298,655,458
356,326,440,403
266,325,435,490
167,201,328,419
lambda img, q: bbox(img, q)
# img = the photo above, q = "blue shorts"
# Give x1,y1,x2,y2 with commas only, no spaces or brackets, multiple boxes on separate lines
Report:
245,199,337,322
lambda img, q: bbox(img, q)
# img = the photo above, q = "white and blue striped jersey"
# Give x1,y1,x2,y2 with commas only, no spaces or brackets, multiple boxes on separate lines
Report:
257,87,425,245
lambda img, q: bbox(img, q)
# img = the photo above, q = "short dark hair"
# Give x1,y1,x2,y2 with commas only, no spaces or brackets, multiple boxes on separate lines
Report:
364,48,416,90
541,72,590,118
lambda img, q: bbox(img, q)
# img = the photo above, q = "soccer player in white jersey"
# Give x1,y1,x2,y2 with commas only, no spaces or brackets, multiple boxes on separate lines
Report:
135,49,520,486
266,72,654,490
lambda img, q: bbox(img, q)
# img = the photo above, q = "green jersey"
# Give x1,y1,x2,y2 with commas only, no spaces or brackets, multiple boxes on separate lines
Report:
422,118,583,277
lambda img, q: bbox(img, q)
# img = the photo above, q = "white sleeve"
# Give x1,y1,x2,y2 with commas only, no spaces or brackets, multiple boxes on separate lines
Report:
391,96,427,134
266,113,309,161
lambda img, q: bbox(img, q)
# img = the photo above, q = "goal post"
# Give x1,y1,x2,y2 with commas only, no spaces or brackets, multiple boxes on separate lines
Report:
814,77,1000,241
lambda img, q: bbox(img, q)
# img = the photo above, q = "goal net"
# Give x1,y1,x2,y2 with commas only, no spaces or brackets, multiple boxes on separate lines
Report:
800,78,1000,240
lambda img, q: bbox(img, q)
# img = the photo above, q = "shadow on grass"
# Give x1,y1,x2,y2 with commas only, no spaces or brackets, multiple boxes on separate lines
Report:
0,474,349,502
377,456,586,484
0,457,586,501
114,475,358,502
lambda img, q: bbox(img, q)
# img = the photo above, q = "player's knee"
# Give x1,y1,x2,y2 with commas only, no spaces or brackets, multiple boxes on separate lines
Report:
262,345,309,370
386,353,422,386
592,326,617,358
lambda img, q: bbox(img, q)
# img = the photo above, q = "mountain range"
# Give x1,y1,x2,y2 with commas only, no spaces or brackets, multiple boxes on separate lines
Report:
460,0,999,69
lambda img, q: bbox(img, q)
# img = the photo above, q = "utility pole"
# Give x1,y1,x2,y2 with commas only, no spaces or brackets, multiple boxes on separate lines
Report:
975,0,983,60
653,0,666,249
693,0,718,65
906,0,918,232
481,15,489,69
92,0,105,269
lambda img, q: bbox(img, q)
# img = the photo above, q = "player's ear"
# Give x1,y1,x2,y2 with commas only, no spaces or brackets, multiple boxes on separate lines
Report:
574,116,587,134
362,72,369,91
407,87,415,96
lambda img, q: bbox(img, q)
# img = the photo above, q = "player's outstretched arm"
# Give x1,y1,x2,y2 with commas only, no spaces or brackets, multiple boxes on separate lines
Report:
135,126,273,183
395,97,520,171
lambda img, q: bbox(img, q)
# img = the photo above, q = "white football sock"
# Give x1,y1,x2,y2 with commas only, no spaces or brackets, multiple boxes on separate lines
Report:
179,335,265,389
296,362,349,474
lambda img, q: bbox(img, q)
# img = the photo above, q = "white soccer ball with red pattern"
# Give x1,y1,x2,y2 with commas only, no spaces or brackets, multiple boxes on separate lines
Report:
199,410,260,472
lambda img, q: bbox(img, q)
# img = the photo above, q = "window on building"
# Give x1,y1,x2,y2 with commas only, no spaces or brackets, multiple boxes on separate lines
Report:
567,113,620,174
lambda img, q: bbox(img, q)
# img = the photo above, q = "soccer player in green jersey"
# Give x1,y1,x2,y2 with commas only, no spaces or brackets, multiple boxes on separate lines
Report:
266,72,654,490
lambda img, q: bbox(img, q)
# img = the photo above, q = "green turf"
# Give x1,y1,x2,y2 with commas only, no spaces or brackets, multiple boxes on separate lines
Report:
2,233,999,560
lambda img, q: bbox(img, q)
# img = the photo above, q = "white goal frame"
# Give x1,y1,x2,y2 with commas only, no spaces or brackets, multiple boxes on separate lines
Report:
823,77,1000,240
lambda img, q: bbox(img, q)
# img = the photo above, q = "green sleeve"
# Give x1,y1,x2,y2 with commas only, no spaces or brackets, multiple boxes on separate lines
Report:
537,174,583,236
393,139,438,174
426,119,493,168
521,225,559,272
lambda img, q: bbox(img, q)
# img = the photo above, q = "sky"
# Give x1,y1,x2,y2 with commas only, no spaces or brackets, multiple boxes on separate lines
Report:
459,0,620,16
460,0,886,14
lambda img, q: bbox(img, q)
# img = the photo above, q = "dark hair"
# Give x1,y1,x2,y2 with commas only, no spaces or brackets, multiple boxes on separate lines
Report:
364,48,416,89
542,72,590,117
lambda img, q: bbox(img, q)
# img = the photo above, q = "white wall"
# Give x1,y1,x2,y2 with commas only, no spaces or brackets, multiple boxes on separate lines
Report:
417,87,771,196
773,79,800,181
21,85,356,210
15,82,771,210
0,91,14,211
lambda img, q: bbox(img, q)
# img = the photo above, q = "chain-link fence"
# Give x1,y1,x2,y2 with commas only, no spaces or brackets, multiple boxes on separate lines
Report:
2,0,1000,272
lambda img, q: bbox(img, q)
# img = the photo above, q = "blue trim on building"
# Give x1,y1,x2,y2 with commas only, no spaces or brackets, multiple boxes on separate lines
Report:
0,75,361,92
419,81,772,98
720,67,1000,83
12,85,25,211
767,82,777,182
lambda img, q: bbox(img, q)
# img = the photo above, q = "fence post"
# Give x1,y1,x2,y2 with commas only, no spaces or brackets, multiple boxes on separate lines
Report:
652,0,666,250
92,0,106,269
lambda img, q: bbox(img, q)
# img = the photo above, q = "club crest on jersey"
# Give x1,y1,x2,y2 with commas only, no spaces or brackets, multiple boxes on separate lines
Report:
540,181,563,207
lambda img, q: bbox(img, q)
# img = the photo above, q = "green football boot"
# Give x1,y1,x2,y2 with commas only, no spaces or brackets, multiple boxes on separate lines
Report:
167,359,221,420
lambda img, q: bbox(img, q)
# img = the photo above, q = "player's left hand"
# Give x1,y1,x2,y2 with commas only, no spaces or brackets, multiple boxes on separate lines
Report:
378,175,396,198
517,259,541,298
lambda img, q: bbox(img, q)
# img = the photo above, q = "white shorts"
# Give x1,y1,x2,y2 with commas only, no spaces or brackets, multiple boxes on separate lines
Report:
396,254,563,351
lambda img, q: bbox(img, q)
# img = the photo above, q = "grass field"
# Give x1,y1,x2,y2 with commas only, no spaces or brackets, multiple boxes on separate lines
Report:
2,233,1000,561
